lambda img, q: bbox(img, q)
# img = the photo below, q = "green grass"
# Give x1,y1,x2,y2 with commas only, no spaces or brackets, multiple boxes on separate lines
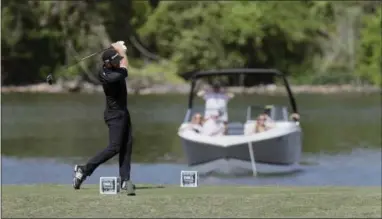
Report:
2,184,381,218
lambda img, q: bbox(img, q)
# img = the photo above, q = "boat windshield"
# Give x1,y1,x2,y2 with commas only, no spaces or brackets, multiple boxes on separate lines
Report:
246,105,289,121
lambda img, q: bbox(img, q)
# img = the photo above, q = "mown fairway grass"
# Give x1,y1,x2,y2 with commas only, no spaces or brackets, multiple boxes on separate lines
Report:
2,184,381,218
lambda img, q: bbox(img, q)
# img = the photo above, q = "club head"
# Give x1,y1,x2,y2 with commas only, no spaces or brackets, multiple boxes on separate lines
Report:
46,74,53,85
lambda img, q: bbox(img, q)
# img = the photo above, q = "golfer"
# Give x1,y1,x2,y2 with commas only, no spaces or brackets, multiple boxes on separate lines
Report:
73,41,135,196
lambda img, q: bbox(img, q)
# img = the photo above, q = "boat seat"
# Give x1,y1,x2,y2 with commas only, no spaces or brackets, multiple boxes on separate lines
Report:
226,122,244,135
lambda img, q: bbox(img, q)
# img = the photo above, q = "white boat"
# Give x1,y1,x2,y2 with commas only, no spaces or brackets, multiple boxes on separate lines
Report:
178,68,302,175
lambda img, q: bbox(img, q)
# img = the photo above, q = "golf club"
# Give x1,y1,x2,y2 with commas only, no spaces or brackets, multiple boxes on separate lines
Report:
46,47,110,85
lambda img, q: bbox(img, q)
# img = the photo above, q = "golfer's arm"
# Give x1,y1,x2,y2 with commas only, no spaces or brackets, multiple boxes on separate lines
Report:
117,50,128,69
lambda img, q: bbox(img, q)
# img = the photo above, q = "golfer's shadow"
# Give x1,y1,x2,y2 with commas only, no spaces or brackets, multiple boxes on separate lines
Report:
77,184,165,190
134,184,165,190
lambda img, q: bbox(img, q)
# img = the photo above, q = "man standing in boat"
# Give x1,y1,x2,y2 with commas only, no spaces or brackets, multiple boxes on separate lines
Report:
72,41,136,196
197,82,234,132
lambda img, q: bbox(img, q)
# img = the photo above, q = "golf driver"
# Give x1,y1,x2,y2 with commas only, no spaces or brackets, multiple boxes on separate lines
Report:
46,48,108,85
45,41,127,85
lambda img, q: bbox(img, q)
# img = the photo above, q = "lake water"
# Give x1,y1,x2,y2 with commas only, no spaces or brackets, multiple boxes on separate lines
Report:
1,92,381,186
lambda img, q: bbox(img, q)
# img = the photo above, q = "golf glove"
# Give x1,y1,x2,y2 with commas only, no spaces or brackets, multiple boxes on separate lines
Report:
116,41,127,52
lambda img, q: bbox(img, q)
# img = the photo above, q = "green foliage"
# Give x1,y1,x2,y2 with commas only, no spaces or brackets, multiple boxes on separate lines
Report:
356,6,382,85
139,1,324,75
1,0,381,86
128,61,182,84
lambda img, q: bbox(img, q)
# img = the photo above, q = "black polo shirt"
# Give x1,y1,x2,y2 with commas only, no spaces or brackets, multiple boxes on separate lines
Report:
99,65,128,111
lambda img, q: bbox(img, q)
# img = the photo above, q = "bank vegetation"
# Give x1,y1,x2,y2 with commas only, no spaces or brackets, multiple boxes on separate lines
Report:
2,1,381,93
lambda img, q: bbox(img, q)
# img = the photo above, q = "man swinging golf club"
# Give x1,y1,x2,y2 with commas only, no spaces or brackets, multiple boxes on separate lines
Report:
73,41,136,196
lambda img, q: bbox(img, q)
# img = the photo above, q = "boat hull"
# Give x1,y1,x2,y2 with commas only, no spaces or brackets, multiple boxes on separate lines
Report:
180,130,302,167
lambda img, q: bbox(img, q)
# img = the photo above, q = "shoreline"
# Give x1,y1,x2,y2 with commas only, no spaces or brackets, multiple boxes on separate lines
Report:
1,82,380,95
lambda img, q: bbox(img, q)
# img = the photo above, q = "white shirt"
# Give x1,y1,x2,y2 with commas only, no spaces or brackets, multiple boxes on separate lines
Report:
203,92,229,111
203,92,230,121
201,119,225,136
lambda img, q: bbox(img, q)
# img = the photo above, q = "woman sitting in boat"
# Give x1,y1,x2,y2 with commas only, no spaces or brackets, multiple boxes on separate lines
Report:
263,105,300,124
201,110,225,136
263,105,275,124
290,113,300,121
179,113,204,133
253,112,301,133
254,114,274,133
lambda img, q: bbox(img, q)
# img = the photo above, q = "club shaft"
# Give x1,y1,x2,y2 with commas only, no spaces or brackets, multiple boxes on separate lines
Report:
65,48,109,70
46,47,114,84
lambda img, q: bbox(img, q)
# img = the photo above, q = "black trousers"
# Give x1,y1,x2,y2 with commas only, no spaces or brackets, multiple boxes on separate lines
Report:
84,109,133,181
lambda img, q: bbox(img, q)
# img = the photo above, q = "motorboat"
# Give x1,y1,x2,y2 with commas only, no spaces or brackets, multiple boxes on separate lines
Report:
177,68,302,175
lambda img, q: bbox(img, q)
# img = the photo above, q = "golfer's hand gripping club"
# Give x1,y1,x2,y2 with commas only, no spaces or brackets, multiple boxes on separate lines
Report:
112,41,127,54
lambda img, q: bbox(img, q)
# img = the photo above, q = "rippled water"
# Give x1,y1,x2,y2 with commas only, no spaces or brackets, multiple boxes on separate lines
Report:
1,93,381,186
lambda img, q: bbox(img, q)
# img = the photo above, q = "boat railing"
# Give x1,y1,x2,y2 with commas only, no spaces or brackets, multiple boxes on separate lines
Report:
183,109,192,123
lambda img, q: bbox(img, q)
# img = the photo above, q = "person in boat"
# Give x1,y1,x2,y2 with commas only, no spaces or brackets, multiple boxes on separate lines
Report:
290,113,300,121
262,105,300,126
197,82,234,131
254,114,273,133
262,105,276,128
201,110,225,136
179,113,204,133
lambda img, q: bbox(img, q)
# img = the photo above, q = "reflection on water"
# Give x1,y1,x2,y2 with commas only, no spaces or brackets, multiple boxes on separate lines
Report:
2,149,381,186
1,93,381,186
